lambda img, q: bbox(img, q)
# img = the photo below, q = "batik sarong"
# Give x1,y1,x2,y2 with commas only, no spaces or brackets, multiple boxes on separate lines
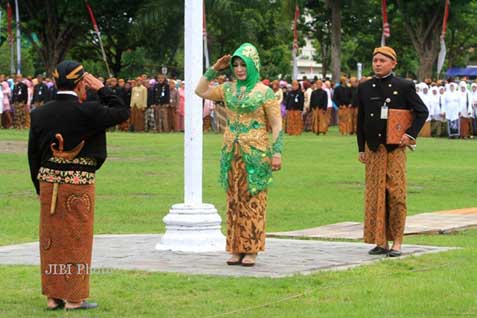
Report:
39,181,95,302
286,110,303,135
226,148,267,253
364,144,407,247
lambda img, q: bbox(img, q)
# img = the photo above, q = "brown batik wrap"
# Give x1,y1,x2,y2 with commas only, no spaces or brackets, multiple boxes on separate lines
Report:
311,109,329,134
338,106,354,135
286,110,303,135
38,133,95,302
364,144,407,247
13,102,26,128
226,147,267,253
39,181,95,302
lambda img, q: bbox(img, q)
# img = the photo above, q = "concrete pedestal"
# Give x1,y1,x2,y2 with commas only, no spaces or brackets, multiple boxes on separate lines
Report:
156,204,225,252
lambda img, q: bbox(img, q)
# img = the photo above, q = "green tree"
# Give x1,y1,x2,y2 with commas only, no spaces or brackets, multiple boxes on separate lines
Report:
205,0,295,79
132,0,184,78
69,0,146,77
394,0,473,80
445,0,477,69
303,1,332,79
0,42,35,76
0,0,94,75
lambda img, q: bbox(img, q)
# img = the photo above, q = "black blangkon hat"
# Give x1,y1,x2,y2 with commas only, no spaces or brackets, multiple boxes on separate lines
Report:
52,60,85,90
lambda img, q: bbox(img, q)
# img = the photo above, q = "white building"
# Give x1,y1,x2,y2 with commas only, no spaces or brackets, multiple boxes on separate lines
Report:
292,14,328,80
295,38,325,80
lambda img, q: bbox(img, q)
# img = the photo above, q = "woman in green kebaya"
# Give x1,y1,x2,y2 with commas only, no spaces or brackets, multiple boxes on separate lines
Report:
195,43,283,266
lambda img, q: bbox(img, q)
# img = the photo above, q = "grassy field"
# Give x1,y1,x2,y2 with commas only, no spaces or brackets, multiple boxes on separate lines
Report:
0,128,476,317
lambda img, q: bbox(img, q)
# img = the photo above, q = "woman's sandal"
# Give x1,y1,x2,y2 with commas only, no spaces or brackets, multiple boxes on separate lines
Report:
226,253,244,265
65,301,98,310
241,253,257,267
46,298,65,310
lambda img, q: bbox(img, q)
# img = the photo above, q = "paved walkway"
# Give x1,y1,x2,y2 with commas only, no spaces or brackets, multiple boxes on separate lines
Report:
0,234,453,278
268,208,477,240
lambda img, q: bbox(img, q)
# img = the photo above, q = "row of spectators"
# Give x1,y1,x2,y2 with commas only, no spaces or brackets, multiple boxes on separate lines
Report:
1,72,476,139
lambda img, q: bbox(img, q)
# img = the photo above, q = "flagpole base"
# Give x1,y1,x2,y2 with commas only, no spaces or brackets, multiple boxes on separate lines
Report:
156,203,225,252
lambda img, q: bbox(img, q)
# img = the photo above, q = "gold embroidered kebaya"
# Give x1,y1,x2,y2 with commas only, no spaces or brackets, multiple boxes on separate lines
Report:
204,82,282,194
196,43,283,257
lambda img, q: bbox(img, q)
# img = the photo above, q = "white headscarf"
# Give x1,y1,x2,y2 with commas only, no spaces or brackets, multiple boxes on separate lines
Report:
470,83,477,109
417,82,429,102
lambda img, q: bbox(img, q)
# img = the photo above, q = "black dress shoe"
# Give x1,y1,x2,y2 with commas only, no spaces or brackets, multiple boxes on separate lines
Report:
65,301,98,310
368,246,389,255
387,249,402,257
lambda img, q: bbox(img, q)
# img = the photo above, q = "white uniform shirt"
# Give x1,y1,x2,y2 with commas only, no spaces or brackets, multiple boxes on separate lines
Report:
469,85,477,118
443,87,460,121
418,88,432,121
304,87,313,111
429,89,441,120
458,89,472,118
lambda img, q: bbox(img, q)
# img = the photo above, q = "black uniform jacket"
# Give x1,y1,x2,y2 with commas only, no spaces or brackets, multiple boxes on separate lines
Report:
285,90,304,111
310,89,328,111
152,82,170,105
333,85,351,106
13,82,28,103
111,85,126,104
32,83,50,103
28,87,130,194
357,74,428,153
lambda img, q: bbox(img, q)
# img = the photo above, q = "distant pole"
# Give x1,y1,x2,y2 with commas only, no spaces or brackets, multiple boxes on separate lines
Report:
10,42,15,75
292,4,300,80
85,0,112,77
7,2,15,75
14,0,21,75
381,0,390,46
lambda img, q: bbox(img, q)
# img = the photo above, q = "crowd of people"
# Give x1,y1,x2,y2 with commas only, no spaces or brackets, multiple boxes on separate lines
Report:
1,72,476,139
0,73,186,133
272,75,477,139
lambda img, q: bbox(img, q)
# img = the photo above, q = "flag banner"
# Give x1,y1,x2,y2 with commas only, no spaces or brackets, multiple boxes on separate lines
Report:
293,5,300,49
84,0,112,77
438,0,450,75
381,0,390,46
85,0,99,33
437,38,446,75
7,2,13,44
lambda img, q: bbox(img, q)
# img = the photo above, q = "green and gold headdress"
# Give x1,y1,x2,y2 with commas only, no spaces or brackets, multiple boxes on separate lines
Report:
230,43,261,94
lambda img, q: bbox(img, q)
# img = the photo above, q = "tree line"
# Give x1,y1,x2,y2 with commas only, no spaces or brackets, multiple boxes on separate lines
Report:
0,0,476,80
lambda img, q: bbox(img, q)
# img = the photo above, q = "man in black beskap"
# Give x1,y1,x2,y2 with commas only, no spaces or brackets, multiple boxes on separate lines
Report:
152,74,170,132
357,46,428,258
32,75,50,110
12,74,29,129
109,77,126,104
333,76,353,135
310,80,329,135
28,60,129,311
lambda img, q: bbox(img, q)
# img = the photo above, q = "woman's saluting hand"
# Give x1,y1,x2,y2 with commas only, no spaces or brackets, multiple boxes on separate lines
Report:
213,55,232,71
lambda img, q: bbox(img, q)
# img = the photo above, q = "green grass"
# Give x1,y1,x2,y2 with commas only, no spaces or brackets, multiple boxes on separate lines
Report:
1,128,477,317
